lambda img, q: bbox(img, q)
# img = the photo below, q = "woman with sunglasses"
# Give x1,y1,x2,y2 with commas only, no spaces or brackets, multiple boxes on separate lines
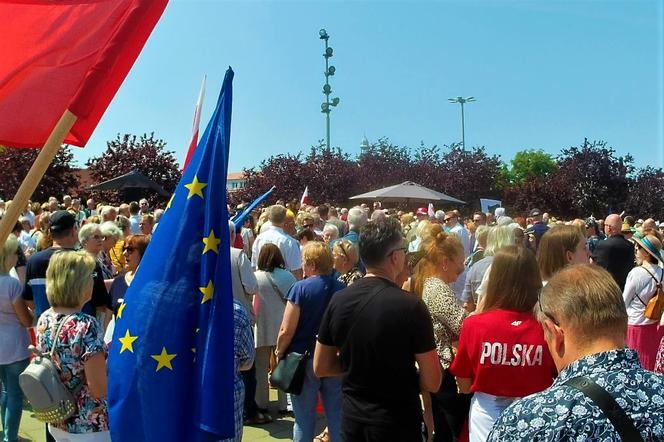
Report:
624,233,664,370
108,235,150,313
332,240,363,286
450,246,556,442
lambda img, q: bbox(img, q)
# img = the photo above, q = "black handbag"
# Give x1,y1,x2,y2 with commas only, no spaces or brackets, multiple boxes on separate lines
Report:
270,351,308,394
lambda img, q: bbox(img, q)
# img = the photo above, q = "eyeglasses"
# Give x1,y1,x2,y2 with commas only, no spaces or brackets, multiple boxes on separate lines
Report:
90,235,103,240
537,290,559,326
388,246,407,257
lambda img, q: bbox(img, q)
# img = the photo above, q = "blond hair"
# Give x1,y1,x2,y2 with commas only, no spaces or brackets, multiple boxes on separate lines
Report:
46,250,96,308
333,240,359,266
302,241,333,274
413,224,464,297
538,264,627,341
0,234,18,274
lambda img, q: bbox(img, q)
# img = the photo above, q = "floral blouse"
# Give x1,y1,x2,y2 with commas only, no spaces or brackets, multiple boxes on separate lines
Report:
421,277,467,369
36,310,109,434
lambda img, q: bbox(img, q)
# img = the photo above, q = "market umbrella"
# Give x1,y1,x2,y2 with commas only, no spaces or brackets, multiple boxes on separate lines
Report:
87,170,171,200
349,181,465,205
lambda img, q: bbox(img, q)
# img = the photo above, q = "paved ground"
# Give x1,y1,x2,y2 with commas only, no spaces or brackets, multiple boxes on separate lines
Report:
5,388,325,441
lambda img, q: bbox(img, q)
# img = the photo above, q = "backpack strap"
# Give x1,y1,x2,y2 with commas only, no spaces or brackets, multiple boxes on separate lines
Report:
634,266,662,307
49,314,73,357
564,376,644,442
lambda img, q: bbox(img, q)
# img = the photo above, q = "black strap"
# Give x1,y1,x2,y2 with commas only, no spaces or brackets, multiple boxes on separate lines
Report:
634,266,662,307
340,279,387,353
565,376,644,442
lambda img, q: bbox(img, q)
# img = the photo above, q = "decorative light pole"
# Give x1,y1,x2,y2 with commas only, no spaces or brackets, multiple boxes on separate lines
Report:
448,96,476,150
319,29,339,150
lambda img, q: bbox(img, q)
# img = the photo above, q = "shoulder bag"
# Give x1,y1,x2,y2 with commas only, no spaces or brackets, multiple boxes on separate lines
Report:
635,266,664,321
564,376,644,442
270,275,340,395
19,314,83,423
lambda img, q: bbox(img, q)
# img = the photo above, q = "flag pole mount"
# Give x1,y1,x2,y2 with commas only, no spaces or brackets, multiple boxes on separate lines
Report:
0,109,78,243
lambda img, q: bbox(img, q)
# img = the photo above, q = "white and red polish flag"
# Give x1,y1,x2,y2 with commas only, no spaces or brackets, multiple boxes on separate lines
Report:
300,186,310,206
182,74,207,171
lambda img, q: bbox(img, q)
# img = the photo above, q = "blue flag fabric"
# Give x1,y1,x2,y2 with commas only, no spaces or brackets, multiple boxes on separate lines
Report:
231,185,275,227
108,68,235,441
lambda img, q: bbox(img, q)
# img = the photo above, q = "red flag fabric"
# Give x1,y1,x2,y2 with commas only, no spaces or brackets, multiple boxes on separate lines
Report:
183,75,207,171
0,0,168,148
300,186,310,206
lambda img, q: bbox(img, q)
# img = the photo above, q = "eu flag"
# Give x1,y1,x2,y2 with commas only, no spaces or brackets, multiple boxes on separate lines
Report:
108,68,236,441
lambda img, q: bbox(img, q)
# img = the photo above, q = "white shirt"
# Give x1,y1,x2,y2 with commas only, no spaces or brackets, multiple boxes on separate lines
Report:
450,223,472,257
251,225,302,272
623,263,663,326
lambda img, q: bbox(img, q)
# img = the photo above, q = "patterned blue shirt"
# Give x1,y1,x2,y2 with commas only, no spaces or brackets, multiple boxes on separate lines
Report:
488,348,664,441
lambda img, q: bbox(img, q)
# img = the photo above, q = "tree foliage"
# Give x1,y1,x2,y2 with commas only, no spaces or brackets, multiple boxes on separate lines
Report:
0,145,78,202
626,167,664,220
506,149,556,184
85,133,180,205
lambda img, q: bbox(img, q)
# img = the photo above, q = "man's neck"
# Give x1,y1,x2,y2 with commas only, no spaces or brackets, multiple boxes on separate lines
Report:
364,267,395,284
559,336,626,372
52,239,75,249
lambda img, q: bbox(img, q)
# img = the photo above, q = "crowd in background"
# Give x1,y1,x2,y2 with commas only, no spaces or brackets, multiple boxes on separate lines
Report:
2,192,664,441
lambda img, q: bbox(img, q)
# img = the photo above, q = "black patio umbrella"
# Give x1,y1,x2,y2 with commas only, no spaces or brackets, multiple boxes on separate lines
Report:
349,181,465,205
87,170,170,201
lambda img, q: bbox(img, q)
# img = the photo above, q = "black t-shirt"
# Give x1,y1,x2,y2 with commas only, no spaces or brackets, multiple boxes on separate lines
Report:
23,247,111,316
317,276,436,427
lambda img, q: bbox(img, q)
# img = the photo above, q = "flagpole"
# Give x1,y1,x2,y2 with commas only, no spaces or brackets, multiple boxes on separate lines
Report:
0,109,77,243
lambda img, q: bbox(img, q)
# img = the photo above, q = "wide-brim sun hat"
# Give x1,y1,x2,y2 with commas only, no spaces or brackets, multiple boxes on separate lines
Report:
633,233,663,264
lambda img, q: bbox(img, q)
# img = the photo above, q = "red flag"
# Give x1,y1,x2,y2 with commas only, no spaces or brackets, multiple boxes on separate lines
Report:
182,75,207,171
300,186,310,206
0,0,168,148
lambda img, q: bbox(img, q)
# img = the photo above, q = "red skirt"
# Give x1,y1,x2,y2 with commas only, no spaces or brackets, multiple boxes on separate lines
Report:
627,323,663,370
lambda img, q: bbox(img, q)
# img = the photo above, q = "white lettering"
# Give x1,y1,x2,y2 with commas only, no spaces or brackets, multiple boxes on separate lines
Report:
491,342,502,365
478,342,545,367
480,342,492,364
533,345,543,366
511,344,522,366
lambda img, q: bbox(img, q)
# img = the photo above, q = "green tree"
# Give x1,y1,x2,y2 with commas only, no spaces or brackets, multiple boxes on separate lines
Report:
507,149,556,184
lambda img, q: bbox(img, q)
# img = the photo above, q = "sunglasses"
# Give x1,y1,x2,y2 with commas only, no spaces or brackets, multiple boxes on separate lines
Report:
537,290,559,326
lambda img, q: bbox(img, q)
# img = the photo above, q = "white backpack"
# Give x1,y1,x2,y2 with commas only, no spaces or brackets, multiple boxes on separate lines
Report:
19,315,81,423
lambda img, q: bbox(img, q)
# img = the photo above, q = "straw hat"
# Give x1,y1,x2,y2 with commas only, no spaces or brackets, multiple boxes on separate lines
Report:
633,233,663,264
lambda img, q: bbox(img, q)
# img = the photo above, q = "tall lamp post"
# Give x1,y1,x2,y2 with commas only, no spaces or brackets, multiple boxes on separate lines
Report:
319,29,339,150
448,96,475,150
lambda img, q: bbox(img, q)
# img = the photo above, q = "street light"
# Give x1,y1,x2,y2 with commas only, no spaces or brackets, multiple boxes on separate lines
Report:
448,96,476,150
319,28,340,150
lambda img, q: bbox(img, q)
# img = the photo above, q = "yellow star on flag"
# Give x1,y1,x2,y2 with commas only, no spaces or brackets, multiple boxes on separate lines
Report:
184,175,207,199
117,302,126,319
118,329,138,354
202,230,220,254
200,280,214,304
151,347,177,372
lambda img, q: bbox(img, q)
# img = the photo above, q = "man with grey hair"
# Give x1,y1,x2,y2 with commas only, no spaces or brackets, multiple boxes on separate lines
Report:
251,204,302,279
100,205,118,222
434,210,446,224
488,264,664,441
339,206,368,245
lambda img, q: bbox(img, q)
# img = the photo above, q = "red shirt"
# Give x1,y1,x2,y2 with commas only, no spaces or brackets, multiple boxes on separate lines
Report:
449,309,556,397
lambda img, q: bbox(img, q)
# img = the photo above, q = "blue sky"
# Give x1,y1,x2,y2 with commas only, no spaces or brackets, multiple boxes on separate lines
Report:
77,0,664,173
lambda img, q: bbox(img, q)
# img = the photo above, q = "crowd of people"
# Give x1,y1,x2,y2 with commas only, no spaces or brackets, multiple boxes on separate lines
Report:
2,193,664,441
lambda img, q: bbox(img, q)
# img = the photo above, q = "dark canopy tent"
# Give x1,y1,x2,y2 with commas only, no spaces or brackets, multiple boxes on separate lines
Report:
87,170,170,202
349,181,465,205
